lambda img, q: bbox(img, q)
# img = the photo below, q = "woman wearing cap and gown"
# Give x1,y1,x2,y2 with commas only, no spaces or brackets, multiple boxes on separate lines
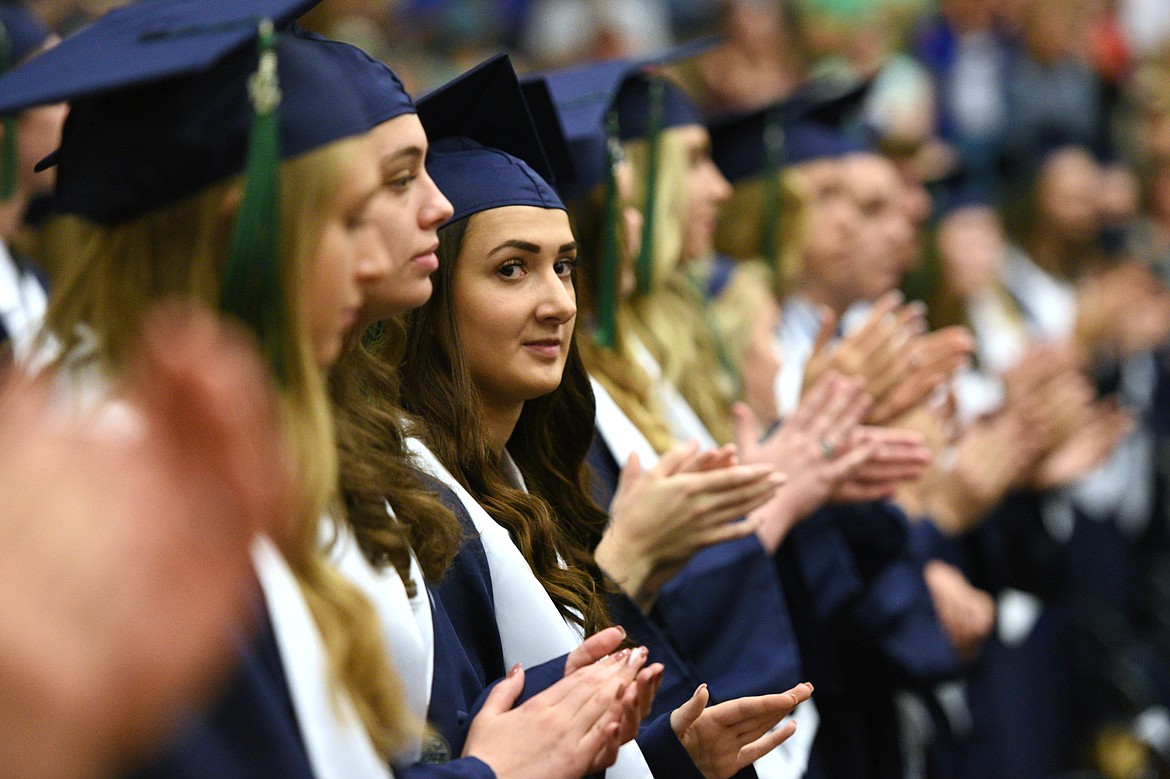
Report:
0,4,419,777
395,57,816,779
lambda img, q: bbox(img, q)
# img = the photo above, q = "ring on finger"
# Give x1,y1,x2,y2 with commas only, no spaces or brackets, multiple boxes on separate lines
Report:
819,438,837,459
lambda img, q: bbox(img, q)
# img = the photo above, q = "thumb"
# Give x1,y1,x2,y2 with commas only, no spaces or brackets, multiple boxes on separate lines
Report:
480,664,525,716
670,684,710,737
614,452,643,499
731,402,759,454
566,626,627,675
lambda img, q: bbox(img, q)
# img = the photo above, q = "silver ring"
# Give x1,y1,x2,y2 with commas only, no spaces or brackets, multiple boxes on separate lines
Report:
819,438,836,459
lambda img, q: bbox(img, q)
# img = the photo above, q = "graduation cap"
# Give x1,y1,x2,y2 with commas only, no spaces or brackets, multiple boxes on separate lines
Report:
0,1,52,198
418,54,564,227
291,25,414,128
708,80,870,268
0,0,369,381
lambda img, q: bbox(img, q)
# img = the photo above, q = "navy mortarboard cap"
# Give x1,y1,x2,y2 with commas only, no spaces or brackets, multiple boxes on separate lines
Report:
291,26,415,128
44,31,367,221
417,53,556,186
419,55,564,226
0,1,51,65
612,73,701,142
709,78,872,184
0,0,369,381
0,0,320,115
520,76,577,192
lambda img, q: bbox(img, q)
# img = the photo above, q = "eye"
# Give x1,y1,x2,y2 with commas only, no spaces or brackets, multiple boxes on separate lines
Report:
554,257,578,277
497,259,525,279
385,172,417,192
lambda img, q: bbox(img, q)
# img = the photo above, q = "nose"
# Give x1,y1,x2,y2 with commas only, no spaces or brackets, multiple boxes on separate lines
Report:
706,161,732,204
419,170,454,230
535,267,577,325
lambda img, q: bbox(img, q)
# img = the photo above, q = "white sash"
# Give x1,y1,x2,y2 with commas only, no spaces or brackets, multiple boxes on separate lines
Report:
589,375,661,469
328,509,434,763
252,536,395,779
628,333,718,450
404,437,654,779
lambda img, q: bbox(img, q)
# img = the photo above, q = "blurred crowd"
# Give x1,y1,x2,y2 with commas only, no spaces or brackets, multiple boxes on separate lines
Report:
10,2,1170,779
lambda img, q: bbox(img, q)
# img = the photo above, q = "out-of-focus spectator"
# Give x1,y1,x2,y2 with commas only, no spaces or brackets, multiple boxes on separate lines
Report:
673,0,808,112
913,0,1013,191
520,0,673,70
1002,0,1103,181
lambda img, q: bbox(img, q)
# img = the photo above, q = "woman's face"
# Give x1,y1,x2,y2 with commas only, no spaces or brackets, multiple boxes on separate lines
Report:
304,135,384,368
453,206,578,412
358,113,455,325
677,124,733,264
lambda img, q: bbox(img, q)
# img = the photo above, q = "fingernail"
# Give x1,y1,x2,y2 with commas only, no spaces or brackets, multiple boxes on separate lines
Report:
613,648,632,663
627,646,648,665
616,625,627,640
508,663,522,677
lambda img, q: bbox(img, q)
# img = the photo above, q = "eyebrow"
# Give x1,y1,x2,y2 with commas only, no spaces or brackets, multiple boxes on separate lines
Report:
488,239,578,255
381,146,424,166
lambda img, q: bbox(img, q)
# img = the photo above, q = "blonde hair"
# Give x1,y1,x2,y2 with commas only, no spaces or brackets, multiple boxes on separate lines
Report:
41,138,416,760
622,127,735,444
714,170,810,298
566,181,676,455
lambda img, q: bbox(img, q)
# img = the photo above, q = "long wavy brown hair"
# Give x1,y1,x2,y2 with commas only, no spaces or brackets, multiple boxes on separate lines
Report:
398,214,612,637
330,316,464,596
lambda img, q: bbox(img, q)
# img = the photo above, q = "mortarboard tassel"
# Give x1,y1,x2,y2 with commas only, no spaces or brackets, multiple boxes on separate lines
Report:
594,112,622,349
635,77,664,296
759,107,786,276
0,21,17,201
221,18,285,383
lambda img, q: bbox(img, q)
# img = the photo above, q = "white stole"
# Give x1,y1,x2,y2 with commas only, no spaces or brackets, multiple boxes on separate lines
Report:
628,333,719,450
590,375,661,469
404,437,654,779
253,536,396,779
328,508,434,764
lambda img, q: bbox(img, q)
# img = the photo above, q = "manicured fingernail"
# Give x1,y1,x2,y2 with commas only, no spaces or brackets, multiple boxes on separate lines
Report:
627,646,648,665
508,663,522,677
613,648,632,663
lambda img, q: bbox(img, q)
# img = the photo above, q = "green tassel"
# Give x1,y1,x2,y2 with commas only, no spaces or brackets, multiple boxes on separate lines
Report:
594,112,623,350
759,107,786,276
0,21,17,201
220,19,285,383
635,78,665,296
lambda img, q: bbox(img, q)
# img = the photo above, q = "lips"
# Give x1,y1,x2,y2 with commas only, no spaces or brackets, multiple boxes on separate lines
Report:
522,338,562,358
412,243,440,272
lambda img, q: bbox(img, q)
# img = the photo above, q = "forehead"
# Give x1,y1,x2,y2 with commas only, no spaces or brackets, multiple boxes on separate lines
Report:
792,158,844,188
462,206,574,250
371,112,427,157
843,154,900,197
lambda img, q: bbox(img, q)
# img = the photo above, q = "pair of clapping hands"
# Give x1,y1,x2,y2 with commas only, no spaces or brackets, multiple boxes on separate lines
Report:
464,625,815,779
